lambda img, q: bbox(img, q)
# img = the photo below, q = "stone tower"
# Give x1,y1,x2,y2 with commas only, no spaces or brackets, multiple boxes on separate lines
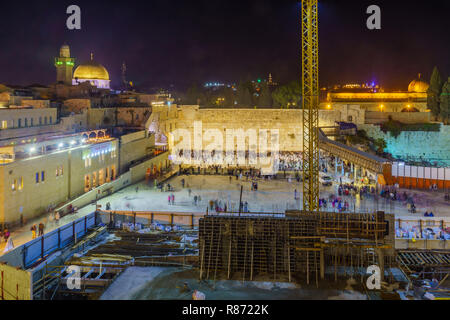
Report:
55,44,75,85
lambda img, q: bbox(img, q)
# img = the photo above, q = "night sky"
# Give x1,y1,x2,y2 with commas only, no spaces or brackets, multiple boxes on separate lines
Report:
0,0,449,91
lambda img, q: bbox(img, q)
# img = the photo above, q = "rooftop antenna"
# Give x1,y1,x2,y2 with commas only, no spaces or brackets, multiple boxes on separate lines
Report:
122,62,127,89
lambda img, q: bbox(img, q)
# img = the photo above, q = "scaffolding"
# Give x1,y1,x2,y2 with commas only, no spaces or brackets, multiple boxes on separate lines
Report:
198,211,396,285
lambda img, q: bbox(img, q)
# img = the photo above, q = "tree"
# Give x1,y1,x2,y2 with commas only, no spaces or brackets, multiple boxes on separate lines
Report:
223,87,235,107
202,89,215,107
259,83,272,107
373,138,387,155
242,89,252,106
236,81,253,106
440,78,450,125
184,83,203,105
272,81,301,108
427,67,444,120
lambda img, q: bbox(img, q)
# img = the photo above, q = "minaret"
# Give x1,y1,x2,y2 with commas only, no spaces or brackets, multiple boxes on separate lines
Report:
55,44,75,85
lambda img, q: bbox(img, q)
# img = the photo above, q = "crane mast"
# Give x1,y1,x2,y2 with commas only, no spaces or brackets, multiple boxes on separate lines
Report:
301,0,320,212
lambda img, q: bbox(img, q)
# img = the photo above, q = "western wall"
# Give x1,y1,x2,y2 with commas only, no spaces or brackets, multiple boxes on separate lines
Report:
149,105,355,152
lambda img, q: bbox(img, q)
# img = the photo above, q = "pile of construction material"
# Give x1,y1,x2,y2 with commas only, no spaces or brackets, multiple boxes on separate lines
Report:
69,223,199,268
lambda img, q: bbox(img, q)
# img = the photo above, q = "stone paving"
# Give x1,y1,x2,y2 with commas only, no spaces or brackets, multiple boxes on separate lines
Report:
1,173,449,254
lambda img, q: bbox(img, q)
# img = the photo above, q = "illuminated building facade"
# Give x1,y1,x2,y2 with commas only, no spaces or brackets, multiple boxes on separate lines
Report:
0,132,118,224
0,127,169,225
325,76,429,113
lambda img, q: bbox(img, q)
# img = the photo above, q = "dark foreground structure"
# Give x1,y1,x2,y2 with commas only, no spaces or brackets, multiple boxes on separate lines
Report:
199,211,397,286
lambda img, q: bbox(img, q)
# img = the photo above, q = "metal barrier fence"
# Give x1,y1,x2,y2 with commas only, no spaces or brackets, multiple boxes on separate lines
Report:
19,209,445,269
23,212,97,269
96,210,201,229
96,210,286,229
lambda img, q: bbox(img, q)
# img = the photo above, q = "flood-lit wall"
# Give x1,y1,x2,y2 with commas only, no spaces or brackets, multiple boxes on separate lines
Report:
150,106,356,152
360,124,450,166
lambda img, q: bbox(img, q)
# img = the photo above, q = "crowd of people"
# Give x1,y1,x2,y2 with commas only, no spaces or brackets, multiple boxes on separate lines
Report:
396,223,450,240
278,152,302,171
206,199,250,213
318,195,351,212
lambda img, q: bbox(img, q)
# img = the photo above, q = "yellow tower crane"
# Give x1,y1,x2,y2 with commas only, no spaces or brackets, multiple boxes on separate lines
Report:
301,0,320,212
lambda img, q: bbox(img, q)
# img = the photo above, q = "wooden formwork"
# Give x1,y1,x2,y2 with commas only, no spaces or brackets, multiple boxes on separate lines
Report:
397,250,450,282
198,212,396,285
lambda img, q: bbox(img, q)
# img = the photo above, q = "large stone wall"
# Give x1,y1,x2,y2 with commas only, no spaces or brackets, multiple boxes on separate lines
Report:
88,107,151,129
365,111,431,124
151,106,350,152
119,131,155,174
360,124,450,166
150,105,449,167
329,101,428,113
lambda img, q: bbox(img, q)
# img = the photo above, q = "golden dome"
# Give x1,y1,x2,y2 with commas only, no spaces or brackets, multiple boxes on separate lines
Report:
408,75,429,93
73,56,109,81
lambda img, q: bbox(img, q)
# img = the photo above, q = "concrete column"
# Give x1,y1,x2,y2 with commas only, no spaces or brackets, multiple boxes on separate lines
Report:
341,159,344,176
375,248,385,282
320,249,325,280
354,165,359,182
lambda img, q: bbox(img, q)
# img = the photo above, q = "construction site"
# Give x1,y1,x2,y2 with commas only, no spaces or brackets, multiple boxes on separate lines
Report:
198,211,396,285
0,205,446,300
0,0,449,301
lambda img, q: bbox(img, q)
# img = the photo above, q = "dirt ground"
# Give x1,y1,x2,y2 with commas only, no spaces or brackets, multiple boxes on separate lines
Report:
102,266,369,300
